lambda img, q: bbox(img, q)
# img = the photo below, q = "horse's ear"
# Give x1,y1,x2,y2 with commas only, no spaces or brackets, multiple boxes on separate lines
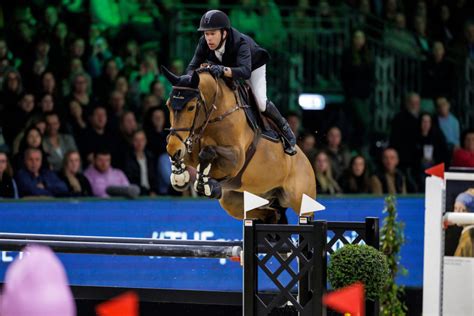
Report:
190,71,200,88
161,66,179,85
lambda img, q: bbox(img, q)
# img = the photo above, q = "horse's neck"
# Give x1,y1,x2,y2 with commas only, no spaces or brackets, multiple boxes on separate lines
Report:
199,74,233,112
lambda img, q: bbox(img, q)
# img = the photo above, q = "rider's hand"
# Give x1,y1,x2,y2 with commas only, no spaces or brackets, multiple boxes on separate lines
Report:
209,65,225,78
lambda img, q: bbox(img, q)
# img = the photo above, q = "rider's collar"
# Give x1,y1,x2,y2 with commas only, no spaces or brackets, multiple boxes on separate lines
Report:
215,40,226,60
170,86,200,111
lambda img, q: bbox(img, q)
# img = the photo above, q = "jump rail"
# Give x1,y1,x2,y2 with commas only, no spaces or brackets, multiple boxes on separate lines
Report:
0,233,242,259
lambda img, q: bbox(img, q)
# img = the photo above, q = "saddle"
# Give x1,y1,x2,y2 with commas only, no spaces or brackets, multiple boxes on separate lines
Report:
228,79,280,143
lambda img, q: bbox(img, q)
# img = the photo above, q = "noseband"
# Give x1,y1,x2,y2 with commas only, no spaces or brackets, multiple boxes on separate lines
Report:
167,77,241,154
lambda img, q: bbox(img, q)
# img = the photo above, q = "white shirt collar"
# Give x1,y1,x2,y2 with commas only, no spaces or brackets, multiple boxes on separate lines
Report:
214,40,226,62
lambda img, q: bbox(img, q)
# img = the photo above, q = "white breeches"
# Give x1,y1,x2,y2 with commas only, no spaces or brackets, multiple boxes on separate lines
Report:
246,65,267,112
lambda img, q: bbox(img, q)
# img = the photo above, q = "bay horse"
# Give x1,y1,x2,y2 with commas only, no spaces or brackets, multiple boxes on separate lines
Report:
162,67,316,223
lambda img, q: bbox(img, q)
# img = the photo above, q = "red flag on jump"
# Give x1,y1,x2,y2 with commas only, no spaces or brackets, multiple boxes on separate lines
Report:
425,163,445,179
322,282,365,316
96,291,139,316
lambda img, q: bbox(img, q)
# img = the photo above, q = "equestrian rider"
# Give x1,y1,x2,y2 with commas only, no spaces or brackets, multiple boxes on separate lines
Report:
186,10,297,155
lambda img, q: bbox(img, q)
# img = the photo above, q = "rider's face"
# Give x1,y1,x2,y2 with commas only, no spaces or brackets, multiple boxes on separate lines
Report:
204,30,223,51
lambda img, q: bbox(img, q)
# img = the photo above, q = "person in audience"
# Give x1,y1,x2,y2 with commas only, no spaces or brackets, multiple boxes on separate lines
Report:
84,150,130,198
0,152,19,199
422,42,454,98
114,111,138,168
143,106,171,194
413,15,431,58
58,150,92,197
3,93,36,147
339,155,371,194
77,106,118,165
0,69,23,113
106,90,127,133
66,72,93,116
94,58,121,104
341,29,374,150
435,96,460,152
67,99,87,136
323,126,351,181
313,150,342,195
298,132,317,162
415,113,449,189
15,148,68,197
433,4,455,46
14,126,49,170
383,13,420,58
43,112,77,171
452,130,474,168
390,92,421,177
12,116,47,155
371,147,407,194
123,130,159,196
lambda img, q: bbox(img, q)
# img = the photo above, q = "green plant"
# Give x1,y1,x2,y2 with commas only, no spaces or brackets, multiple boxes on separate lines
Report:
380,196,408,315
328,244,389,300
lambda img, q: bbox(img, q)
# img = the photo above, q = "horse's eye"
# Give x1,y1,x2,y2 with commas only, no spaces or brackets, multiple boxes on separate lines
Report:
187,105,195,112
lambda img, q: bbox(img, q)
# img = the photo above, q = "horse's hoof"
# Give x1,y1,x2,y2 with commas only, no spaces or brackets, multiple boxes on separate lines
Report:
170,171,190,191
194,177,222,199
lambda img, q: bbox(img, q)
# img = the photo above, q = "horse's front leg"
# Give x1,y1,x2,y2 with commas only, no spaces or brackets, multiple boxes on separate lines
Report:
170,158,191,191
194,146,222,199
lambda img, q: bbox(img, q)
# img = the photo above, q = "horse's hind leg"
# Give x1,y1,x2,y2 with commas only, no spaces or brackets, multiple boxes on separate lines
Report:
194,146,222,198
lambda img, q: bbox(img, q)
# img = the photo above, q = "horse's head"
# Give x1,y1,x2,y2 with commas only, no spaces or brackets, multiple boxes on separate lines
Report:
162,66,205,161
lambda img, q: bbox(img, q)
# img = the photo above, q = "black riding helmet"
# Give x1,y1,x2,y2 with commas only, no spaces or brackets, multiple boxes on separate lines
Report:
197,10,230,31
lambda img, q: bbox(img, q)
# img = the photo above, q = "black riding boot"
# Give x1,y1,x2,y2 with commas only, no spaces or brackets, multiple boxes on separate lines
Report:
263,101,297,155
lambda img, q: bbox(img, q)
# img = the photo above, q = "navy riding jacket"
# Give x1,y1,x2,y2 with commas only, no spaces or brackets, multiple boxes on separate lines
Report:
186,28,270,80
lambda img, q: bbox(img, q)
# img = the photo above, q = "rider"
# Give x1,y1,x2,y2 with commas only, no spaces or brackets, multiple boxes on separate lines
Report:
186,10,297,155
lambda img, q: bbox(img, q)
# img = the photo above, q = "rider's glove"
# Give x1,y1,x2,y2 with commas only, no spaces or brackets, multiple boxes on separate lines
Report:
209,65,225,78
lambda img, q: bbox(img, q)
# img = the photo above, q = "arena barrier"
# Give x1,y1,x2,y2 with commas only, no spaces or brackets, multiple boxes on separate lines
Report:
0,216,379,316
423,172,474,315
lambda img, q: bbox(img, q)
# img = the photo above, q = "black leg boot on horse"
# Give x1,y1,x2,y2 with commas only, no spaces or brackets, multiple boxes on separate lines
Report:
262,100,297,156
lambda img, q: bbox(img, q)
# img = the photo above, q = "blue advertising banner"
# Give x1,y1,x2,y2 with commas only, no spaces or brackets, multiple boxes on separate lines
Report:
0,196,424,291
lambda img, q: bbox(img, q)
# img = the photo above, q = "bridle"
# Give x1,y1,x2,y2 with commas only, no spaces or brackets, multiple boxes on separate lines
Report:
166,75,241,154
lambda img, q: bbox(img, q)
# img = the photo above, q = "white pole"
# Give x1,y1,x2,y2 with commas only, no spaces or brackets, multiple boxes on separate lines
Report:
443,213,474,226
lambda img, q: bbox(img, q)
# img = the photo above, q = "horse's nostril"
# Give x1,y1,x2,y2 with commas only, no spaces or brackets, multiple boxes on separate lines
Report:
173,150,182,161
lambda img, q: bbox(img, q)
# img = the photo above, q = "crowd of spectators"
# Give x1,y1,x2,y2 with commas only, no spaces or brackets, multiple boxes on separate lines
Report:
0,1,473,199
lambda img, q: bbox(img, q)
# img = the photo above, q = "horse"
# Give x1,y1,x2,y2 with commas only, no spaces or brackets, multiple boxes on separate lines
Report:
162,67,316,223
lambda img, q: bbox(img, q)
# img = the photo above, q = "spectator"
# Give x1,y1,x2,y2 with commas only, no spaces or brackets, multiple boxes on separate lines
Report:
67,72,93,115
257,0,287,47
230,0,260,39
77,106,118,165
68,38,87,65
15,148,68,197
323,126,351,181
415,113,449,189
0,152,19,199
94,58,121,104
67,99,87,136
313,151,342,195
452,130,474,168
120,40,140,78
11,116,47,156
286,113,301,141
413,15,431,58
150,80,167,108
371,148,407,194
341,29,374,149
123,130,159,196
433,4,455,46
339,155,371,194
38,71,62,104
0,69,23,113
143,106,170,194
43,112,77,171
115,111,138,168
107,90,127,133
88,37,115,79
36,93,56,115
384,0,400,22
14,126,49,170
84,150,130,198
3,93,36,147
384,13,420,58
298,132,317,162
58,150,92,197
451,20,474,61
21,38,52,91
435,96,460,152
390,92,421,174
422,41,454,98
